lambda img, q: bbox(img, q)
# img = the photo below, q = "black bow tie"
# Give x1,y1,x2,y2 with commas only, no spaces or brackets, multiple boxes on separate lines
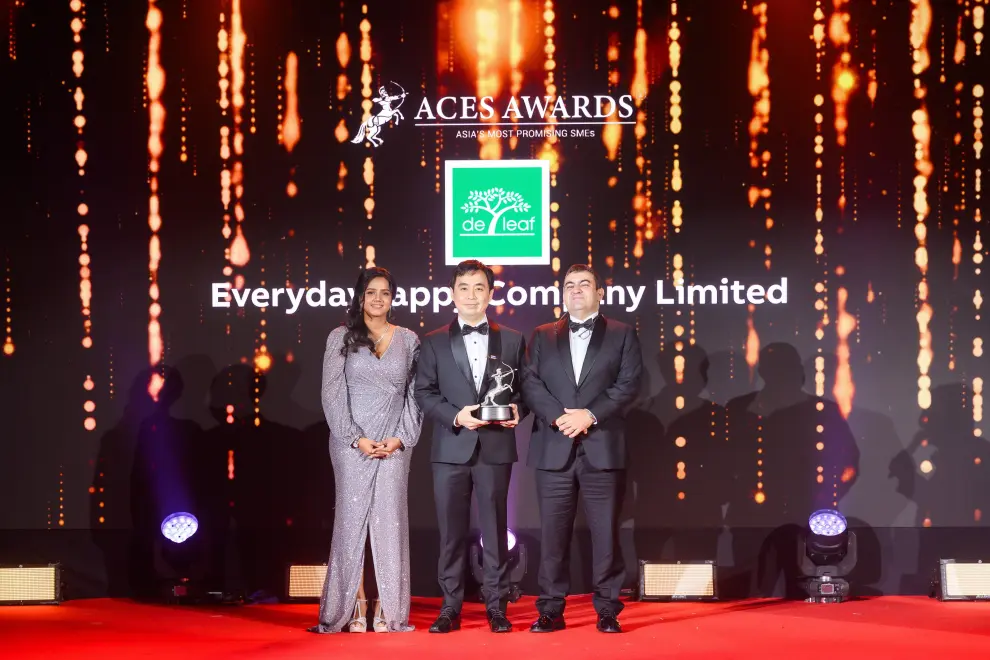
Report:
569,317,596,333
462,322,489,336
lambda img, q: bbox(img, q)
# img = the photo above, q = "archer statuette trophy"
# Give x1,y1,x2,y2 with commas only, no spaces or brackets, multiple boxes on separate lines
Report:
477,361,516,422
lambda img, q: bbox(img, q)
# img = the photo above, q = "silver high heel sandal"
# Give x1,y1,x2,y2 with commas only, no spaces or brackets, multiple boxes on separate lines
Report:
373,600,388,633
348,599,368,633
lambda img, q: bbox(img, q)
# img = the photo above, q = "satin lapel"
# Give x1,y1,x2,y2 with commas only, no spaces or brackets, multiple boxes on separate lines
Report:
556,317,577,385
478,322,502,403
577,314,607,387
447,321,476,393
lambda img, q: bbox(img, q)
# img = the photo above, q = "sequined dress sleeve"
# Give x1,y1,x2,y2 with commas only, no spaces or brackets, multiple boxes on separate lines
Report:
395,329,423,449
321,327,363,447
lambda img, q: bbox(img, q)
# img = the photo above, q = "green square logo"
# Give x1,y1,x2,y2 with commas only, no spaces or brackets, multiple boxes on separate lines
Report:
445,159,550,265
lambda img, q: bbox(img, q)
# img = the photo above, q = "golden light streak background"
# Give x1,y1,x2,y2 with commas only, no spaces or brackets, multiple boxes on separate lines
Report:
0,0,986,531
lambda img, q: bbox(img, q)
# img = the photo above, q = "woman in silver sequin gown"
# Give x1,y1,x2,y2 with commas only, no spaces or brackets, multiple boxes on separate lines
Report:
308,267,423,634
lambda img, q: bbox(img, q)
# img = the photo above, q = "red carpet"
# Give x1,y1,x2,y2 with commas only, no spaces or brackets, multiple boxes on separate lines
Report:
1,595,988,658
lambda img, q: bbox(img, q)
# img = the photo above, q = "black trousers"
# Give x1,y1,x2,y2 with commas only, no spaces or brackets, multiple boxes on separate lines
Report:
433,453,513,613
535,443,626,616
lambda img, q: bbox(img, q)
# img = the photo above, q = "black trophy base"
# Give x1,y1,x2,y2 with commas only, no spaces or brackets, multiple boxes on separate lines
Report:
478,405,512,422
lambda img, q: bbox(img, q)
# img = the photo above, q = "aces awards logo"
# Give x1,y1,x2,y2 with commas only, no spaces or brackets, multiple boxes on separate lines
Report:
445,160,550,266
350,82,408,147
348,77,638,148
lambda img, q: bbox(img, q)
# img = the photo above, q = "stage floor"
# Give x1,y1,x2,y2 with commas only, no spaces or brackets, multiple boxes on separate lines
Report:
1,595,988,658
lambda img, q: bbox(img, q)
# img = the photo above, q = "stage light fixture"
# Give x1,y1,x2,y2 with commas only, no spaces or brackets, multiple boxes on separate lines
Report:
161,512,198,544
479,528,517,552
797,508,858,603
931,559,990,601
0,564,62,605
155,511,234,603
469,528,527,603
286,564,328,601
637,560,717,601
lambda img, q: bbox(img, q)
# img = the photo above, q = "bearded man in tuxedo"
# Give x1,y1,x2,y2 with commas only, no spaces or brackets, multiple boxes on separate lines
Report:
522,263,643,634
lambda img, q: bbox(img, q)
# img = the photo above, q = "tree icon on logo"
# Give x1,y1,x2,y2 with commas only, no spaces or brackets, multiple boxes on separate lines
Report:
460,188,532,235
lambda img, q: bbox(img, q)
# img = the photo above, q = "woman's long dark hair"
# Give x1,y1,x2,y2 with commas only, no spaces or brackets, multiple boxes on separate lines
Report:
341,267,397,355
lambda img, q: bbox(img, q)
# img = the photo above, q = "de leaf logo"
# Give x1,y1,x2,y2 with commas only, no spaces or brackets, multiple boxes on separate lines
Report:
445,160,550,266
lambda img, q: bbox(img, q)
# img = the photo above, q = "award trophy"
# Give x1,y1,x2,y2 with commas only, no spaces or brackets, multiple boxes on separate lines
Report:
477,361,516,422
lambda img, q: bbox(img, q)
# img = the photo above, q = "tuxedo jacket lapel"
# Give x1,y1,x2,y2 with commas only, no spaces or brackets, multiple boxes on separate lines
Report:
478,322,502,402
577,314,607,387
447,321,476,393
556,317,577,385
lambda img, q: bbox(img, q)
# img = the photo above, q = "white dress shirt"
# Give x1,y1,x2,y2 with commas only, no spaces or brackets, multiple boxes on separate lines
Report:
452,316,489,429
458,316,489,393
569,311,599,426
569,311,598,383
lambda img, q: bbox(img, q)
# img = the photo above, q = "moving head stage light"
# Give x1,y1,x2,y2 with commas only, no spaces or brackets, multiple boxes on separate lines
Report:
161,512,199,544
470,529,527,603
155,512,240,604
158,512,202,601
797,509,857,603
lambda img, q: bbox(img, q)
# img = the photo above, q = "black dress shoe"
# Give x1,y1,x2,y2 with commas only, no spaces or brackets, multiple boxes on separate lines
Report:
596,608,621,633
529,613,566,632
487,608,512,633
429,606,461,633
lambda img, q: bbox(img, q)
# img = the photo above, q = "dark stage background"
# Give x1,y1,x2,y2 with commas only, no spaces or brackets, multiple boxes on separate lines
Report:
1,0,988,600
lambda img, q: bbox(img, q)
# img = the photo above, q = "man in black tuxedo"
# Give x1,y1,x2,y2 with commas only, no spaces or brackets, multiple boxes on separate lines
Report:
522,263,643,633
414,260,527,634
